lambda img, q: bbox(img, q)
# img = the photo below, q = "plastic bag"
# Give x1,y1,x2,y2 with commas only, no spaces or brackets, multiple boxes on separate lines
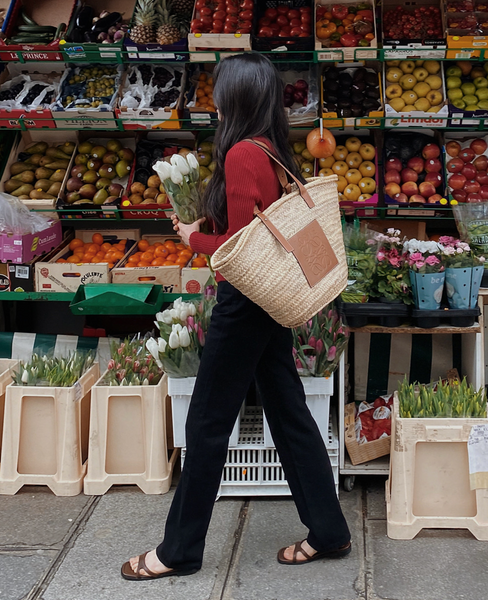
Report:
120,65,183,110
341,224,377,302
0,192,51,235
452,202,488,268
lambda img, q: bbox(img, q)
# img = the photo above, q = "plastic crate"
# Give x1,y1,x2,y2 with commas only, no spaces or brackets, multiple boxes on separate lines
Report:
168,377,241,448
84,372,177,495
181,406,339,497
386,392,488,540
0,364,99,496
262,376,333,447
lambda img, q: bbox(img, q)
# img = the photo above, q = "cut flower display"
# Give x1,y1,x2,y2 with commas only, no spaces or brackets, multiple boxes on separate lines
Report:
371,228,412,304
103,335,163,386
12,351,94,387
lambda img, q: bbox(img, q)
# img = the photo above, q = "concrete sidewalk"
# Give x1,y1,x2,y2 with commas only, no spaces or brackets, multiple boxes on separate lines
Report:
1,473,487,600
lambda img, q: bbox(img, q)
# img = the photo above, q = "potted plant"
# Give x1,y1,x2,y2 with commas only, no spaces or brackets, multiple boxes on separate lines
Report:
404,239,445,310
439,236,485,309
371,228,412,305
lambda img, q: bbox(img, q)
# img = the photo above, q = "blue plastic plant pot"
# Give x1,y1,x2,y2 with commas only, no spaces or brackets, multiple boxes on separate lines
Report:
409,271,445,310
445,267,481,309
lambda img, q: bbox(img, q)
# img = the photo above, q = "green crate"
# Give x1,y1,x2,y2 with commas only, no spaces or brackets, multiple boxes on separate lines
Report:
69,283,164,315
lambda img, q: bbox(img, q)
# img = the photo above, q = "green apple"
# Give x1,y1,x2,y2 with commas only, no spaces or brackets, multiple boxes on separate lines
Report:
462,82,476,95
446,66,462,77
476,88,488,100
477,99,488,109
448,88,463,101
446,76,462,89
463,94,478,105
465,104,479,110
452,99,466,109
474,76,488,88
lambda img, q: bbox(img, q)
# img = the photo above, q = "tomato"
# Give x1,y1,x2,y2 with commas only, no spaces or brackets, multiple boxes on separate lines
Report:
264,7,278,19
258,26,273,36
276,14,289,26
270,22,280,33
226,5,239,14
258,17,271,26
239,19,252,29
316,18,337,39
289,17,300,27
300,6,311,12
280,25,291,35
278,28,290,36
236,26,252,33
299,32,309,36
200,6,212,15
201,14,212,25
239,9,253,20
277,5,288,14
290,26,302,36
240,0,253,9
190,18,203,30
301,12,311,24
331,4,349,20
213,9,226,20
288,9,300,19
195,0,209,9
300,23,311,34
212,19,223,30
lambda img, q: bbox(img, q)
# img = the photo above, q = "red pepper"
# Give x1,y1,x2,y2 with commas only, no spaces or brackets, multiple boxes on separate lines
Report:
340,32,357,46
331,4,349,20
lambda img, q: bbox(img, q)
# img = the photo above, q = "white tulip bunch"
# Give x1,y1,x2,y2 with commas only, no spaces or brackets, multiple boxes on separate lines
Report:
152,152,201,224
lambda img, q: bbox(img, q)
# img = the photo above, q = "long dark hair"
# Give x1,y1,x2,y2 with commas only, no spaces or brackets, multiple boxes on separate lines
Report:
201,53,303,234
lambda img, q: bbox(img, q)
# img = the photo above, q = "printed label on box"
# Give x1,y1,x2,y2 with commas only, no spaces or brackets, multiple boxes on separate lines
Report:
15,266,29,279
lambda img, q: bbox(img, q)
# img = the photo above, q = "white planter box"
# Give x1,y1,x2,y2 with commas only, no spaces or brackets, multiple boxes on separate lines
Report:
168,377,241,448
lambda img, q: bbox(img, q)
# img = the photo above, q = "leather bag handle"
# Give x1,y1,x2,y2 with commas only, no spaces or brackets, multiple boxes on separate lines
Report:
244,139,315,209
253,205,294,253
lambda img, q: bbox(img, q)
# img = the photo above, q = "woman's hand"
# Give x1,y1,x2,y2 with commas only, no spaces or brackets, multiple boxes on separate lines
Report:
171,214,206,246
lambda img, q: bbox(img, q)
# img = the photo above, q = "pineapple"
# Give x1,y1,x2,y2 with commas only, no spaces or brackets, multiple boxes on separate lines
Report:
156,0,182,45
130,0,158,44
171,0,194,17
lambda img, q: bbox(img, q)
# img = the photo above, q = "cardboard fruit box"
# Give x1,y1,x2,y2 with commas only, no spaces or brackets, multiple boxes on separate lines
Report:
382,0,447,59
445,61,488,127
56,132,137,220
0,219,62,264
321,62,383,129
35,228,139,293
0,0,76,62
182,64,218,129
111,235,188,293
60,0,134,63
0,63,65,129
0,129,78,215
115,65,186,130
181,265,212,294
443,131,488,203
315,0,378,61
383,62,449,128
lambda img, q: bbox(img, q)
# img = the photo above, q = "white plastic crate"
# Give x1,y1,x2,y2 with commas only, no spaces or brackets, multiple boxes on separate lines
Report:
168,377,241,448
181,406,339,497
263,376,333,448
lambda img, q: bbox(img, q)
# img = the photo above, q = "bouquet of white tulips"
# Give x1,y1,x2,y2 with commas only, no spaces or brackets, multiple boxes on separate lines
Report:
152,153,201,224
12,351,95,387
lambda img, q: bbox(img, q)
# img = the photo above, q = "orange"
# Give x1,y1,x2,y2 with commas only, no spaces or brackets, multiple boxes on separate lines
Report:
56,258,67,263
91,256,102,263
112,250,124,261
175,243,186,251
198,73,207,81
95,251,106,260
82,255,93,263
108,263,114,269
67,255,81,263
166,253,178,262
197,253,207,260
155,246,169,258
101,242,112,252
175,255,190,266
92,233,104,246
196,88,205,98
125,263,135,268
69,238,84,251
163,260,175,266
128,255,140,264
192,257,207,268
87,243,100,254
204,85,213,95
153,242,163,247
141,251,154,263
137,261,151,267
138,240,149,251
178,250,193,261
151,257,165,266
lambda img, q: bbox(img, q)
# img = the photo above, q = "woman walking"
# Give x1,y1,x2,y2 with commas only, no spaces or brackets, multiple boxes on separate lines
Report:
121,53,351,581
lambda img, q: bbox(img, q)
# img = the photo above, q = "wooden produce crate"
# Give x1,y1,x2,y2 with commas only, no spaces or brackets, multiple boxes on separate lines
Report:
315,0,378,61
344,402,390,465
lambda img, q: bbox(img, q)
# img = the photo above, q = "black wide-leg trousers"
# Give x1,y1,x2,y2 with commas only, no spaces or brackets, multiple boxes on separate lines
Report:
156,282,350,571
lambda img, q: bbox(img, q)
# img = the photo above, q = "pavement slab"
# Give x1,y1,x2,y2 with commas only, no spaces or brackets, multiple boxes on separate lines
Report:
365,478,388,521
225,489,365,600
367,519,488,600
0,552,55,600
0,486,92,548
41,488,243,600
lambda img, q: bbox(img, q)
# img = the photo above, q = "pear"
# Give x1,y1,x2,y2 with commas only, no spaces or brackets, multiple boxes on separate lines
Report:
25,153,44,166
99,164,116,180
118,147,134,162
44,159,70,170
34,179,53,192
57,142,75,155
46,146,71,160
102,151,119,165
35,167,54,180
12,170,35,183
29,189,56,200
49,169,67,183
106,139,122,153
4,179,23,192
87,158,102,171
78,141,93,154
11,184,34,197
115,160,130,179
10,162,34,176
90,145,107,159
74,153,89,165
82,170,99,184
93,188,109,205
25,142,48,154
39,156,53,167
95,178,111,190
66,191,81,204
47,182,62,196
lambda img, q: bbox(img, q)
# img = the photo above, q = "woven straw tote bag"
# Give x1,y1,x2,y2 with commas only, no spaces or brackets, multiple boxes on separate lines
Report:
211,140,347,327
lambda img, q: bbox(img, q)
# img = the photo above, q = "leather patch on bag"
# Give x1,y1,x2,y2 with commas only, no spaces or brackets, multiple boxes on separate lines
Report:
289,220,339,287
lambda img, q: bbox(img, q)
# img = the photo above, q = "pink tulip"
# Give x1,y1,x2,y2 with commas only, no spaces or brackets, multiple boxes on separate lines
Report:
187,316,195,331
198,327,205,347
308,336,316,348
327,346,337,361
316,339,324,354
296,358,303,369
107,359,115,370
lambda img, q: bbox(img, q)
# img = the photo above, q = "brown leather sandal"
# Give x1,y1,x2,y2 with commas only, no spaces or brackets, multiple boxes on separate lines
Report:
277,539,352,565
121,551,198,581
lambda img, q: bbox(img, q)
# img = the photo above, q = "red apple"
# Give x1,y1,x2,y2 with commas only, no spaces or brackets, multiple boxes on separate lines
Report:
475,171,488,185
407,156,425,174
419,181,436,198
422,143,440,159
473,155,488,171
393,192,408,204
467,192,483,202
449,173,467,189
384,170,401,184
425,172,443,188
470,138,488,155
428,193,443,204
465,179,481,193
401,167,418,183
425,158,442,173
460,148,476,162
446,141,461,157
409,194,425,205
385,182,401,197
402,181,418,197
461,163,477,180
480,185,488,199
447,157,464,173
452,189,467,202
385,157,402,172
